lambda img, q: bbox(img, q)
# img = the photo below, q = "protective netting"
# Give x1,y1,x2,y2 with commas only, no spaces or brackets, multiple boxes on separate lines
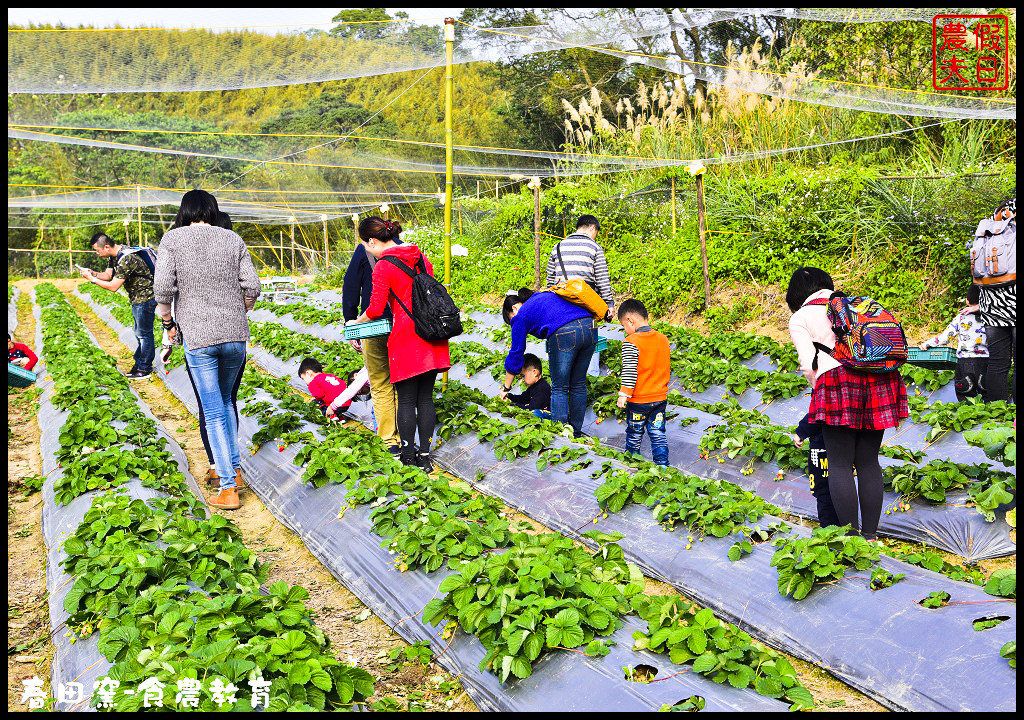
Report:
8,9,1014,119
6,117,965,188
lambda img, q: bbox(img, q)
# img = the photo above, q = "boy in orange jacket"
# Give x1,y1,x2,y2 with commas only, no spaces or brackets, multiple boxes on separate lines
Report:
616,299,671,465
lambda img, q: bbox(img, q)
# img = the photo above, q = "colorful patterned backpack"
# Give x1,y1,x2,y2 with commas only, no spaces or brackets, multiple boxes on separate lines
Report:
807,293,908,373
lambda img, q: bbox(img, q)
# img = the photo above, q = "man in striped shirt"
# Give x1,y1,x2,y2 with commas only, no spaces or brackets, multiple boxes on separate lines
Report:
546,215,615,320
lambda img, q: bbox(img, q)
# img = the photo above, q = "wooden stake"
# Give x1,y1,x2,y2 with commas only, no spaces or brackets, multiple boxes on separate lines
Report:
279,231,284,273
533,182,542,288
323,218,329,270
671,175,677,235
68,232,73,276
290,223,296,275
695,173,711,309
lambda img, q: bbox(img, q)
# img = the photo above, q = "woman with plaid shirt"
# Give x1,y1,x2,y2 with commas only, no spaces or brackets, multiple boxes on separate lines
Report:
786,267,908,541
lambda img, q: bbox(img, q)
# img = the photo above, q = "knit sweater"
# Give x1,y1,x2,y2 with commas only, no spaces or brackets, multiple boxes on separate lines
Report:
545,233,615,309
153,224,261,350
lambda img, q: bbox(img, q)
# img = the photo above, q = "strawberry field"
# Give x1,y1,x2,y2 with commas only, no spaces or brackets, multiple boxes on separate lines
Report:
19,280,1006,712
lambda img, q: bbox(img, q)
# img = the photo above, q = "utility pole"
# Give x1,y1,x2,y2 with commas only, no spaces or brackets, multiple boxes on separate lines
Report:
529,176,542,288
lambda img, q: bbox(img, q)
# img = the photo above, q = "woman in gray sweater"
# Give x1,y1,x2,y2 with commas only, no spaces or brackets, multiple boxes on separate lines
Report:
154,190,260,510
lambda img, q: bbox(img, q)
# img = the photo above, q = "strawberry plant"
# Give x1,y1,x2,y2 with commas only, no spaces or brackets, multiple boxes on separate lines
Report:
370,476,527,572
536,445,589,471
493,425,555,460
868,567,905,590
700,423,804,471
1000,641,1016,669
899,364,955,392
910,398,1016,437
920,591,951,608
964,424,1016,467
879,445,926,463
632,595,813,710
984,569,1015,599
884,548,986,586
770,526,880,600
422,531,644,682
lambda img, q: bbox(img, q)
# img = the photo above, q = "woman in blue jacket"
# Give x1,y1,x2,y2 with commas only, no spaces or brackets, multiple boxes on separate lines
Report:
499,288,596,437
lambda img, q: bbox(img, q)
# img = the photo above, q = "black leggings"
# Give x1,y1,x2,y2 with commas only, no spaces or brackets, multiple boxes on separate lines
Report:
395,370,438,458
821,426,885,538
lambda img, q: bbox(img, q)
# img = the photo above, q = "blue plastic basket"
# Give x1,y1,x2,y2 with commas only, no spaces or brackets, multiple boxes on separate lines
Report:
8,363,36,388
344,318,392,340
596,336,609,354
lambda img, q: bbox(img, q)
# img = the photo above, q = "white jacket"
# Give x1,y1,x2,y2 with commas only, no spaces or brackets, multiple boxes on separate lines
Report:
788,289,841,385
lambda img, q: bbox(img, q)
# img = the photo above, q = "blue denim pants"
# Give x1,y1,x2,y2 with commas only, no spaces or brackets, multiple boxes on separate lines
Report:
624,399,669,466
184,340,247,489
131,298,157,373
546,317,596,434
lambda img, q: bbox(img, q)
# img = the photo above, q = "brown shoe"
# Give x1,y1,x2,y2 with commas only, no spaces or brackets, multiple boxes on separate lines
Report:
207,487,240,510
204,467,218,487
234,467,246,490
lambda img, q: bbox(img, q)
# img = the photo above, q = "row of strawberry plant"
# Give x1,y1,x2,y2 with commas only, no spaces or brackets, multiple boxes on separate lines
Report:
37,284,376,711
883,460,1015,522
908,396,1016,439
237,337,815,706
77,281,184,370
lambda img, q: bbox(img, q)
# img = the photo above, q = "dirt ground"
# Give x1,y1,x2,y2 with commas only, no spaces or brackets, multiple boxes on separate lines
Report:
7,288,51,712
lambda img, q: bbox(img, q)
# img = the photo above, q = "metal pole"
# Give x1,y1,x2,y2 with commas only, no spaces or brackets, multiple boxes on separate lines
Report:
443,17,455,287
671,175,677,235
695,172,711,310
322,217,329,270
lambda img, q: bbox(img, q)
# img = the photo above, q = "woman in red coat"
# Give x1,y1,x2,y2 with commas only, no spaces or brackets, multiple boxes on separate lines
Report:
353,217,451,471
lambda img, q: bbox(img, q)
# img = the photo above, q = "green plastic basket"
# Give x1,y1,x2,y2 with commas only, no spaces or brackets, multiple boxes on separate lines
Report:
907,347,958,370
344,318,392,340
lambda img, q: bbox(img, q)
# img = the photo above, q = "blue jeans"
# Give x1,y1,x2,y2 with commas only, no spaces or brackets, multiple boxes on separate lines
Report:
184,340,247,489
625,400,669,466
546,317,596,434
131,299,157,373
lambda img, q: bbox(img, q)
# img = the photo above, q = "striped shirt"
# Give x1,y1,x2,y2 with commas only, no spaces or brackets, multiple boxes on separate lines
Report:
546,233,614,309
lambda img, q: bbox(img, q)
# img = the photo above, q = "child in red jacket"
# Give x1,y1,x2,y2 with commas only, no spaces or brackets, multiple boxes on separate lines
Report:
8,333,38,370
298,357,367,420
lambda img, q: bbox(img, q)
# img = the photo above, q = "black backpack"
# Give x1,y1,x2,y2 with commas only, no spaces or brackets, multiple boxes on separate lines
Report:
381,254,463,342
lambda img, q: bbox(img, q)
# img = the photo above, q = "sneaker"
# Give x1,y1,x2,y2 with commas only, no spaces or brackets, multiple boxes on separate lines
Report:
207,487,240,510
234,467,246,490
387,445,402,456
416,453,434,473
123,365,139,377
127,369,152,379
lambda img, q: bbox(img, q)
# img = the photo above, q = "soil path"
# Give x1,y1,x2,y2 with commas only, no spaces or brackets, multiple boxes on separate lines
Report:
8,285,50,711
